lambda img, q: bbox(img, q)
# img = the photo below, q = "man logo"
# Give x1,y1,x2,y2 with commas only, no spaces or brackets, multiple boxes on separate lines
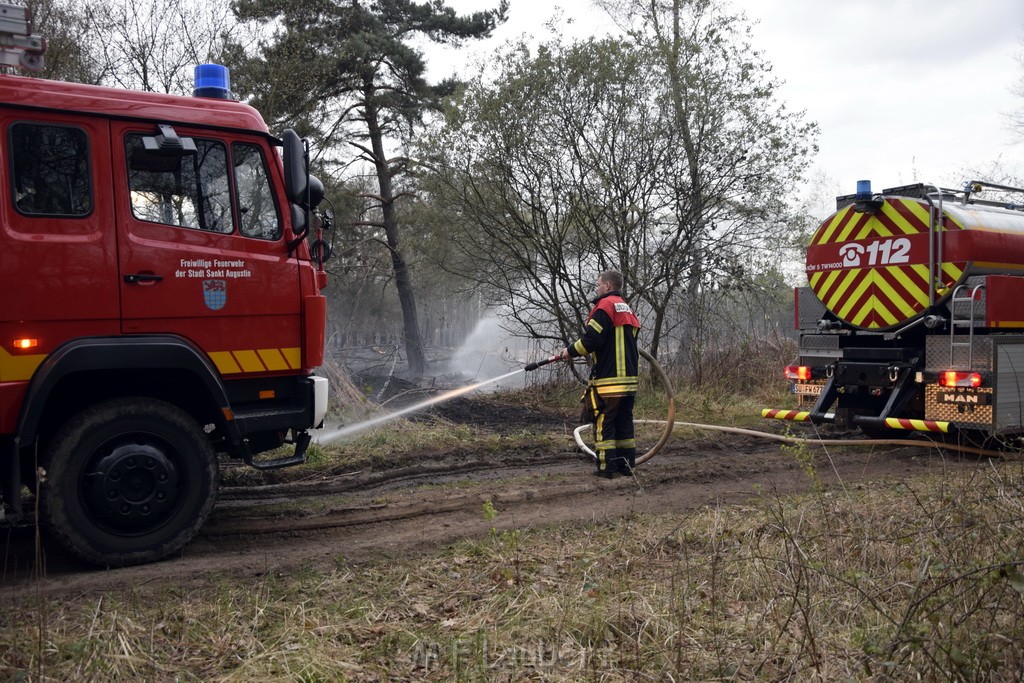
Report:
203,279,227,311
939,391,989,406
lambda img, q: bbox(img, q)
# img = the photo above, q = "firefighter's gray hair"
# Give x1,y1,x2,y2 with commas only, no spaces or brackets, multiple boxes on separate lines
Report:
599,270,624,291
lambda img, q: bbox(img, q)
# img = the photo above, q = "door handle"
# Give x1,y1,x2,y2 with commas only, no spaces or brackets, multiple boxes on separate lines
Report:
124,273,164,283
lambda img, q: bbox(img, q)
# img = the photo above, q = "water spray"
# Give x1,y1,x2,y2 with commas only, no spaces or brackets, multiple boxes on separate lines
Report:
315,348,676,472
315,353,564,445
315,368,526,445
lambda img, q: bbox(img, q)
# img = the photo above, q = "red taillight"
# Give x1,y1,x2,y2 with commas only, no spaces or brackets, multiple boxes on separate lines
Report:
939,371,982,388
784,365,812,381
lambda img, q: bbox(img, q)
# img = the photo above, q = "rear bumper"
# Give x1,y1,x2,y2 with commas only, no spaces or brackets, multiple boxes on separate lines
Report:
761,409,833,422
761,408,951,434
878,417,949,433
230,374,329,469
230,375,328,434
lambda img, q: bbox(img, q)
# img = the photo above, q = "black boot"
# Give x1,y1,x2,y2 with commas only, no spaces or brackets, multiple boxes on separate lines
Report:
617,449,636,476
595,449,617,479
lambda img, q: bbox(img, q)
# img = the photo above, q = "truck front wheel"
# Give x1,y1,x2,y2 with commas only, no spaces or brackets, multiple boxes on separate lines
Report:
41,398,218,567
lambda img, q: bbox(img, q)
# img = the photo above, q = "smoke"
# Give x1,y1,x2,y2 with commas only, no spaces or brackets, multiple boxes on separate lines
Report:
448,316,535,390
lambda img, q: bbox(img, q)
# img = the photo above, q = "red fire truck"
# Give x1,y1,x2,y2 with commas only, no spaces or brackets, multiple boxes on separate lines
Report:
0,7,330,565
766,178,1024,441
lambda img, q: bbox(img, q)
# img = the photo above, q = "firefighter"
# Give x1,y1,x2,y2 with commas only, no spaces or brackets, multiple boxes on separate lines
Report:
560,270,640,477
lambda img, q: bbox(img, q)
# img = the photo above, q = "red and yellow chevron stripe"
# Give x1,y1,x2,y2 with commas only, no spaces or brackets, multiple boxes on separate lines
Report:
761,409,810,421
806,198,966,331
883,417,950,433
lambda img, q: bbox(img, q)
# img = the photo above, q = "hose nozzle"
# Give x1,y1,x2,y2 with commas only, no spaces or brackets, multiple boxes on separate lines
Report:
525,355,561,372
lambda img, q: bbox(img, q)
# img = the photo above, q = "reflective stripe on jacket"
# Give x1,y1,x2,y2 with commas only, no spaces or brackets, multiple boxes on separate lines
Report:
567,291,640,396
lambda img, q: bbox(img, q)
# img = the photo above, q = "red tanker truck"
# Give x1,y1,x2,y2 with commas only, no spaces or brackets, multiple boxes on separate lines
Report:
765,178,1024,439
0,7,330,565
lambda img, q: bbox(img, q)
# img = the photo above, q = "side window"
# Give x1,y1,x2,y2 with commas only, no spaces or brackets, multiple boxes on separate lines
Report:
233,142,281,240
10,123,92,216
125,133,233,233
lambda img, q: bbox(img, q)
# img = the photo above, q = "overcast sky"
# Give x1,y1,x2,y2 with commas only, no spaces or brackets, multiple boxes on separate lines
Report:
435,0,1024,204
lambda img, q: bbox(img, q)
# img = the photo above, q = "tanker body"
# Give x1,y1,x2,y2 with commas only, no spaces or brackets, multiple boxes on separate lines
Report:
765,180,1024,438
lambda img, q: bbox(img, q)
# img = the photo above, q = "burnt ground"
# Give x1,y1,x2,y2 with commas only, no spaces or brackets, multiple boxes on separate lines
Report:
0,395,992,597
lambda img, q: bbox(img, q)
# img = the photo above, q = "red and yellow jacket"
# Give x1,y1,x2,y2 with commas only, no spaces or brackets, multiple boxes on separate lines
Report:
567,291,640,396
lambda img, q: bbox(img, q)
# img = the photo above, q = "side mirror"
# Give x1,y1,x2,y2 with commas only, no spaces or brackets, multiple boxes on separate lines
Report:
282,129,307,204
282,129,325,210
307,175,324,210
282,129,327,251
291,204,307,233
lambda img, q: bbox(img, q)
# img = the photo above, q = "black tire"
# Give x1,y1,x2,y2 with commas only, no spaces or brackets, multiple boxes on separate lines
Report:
40,398,218,567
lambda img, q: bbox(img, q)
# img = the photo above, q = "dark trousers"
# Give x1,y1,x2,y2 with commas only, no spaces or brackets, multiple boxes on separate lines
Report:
593,394,636,473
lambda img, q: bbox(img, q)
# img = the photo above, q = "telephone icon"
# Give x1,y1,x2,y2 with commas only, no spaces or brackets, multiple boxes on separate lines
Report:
839,243,864,267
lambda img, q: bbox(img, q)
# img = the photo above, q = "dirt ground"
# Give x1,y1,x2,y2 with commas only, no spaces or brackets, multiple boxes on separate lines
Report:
0,396,988,597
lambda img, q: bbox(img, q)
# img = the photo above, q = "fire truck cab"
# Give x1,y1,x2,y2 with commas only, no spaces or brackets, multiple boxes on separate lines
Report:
0,7,330,566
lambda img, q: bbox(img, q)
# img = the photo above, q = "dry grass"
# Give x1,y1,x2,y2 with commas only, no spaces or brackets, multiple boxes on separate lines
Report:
320,356,374,420
4,454,1024,681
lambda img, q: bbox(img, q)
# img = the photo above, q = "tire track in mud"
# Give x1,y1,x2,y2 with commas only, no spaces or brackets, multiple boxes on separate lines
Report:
0,436,987,596
201,439,794,537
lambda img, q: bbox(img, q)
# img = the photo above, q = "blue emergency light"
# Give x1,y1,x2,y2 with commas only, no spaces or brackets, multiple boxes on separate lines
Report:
855,179,872,200
194,64,231,99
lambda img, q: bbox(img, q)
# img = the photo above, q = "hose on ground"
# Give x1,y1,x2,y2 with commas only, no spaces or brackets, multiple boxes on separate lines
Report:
636,348,675,465
574,419,1015,461
576,348,675,466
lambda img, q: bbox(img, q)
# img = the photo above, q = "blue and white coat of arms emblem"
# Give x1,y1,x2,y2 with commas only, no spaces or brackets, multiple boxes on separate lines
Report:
203,279,227,310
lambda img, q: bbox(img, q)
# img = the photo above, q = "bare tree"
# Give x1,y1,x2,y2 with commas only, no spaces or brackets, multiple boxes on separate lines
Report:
27,0,249,94
1011,46,1024,143
25,0,106,83
419,39,664,351
419,8,817,363
91,0,243,94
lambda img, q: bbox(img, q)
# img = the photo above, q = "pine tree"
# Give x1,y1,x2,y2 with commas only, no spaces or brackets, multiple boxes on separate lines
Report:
232,0,507,377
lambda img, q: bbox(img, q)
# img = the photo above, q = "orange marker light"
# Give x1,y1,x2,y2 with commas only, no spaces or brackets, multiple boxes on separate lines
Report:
784,365,812,381
939,371,983,388
259,390,276,400
12,338,38,350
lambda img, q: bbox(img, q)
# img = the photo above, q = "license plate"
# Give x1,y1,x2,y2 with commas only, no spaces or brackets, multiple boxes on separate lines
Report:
794,383,823,396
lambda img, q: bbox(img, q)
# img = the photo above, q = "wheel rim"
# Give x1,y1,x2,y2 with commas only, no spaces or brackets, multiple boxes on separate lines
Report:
82,438,182,534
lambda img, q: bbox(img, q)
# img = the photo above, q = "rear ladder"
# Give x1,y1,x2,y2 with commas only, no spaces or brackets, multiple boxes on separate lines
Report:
949,283,985,368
